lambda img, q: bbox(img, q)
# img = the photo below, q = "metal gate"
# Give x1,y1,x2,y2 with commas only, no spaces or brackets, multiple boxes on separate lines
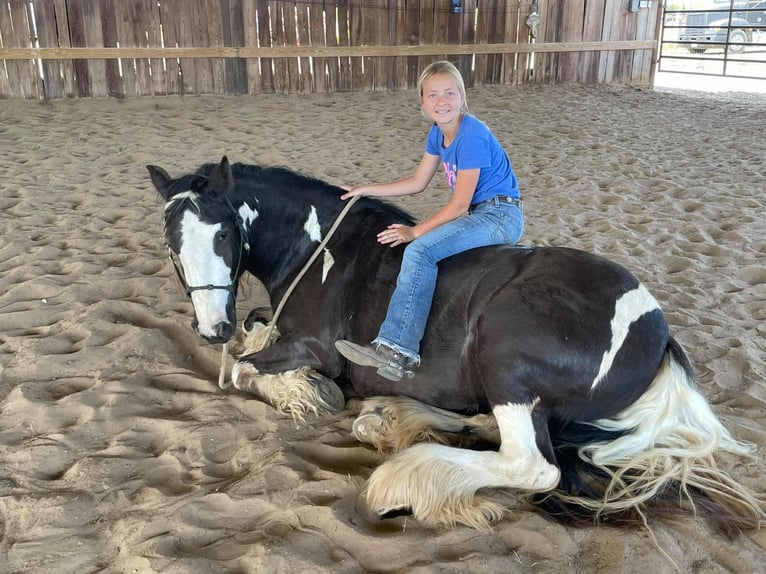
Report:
658,0,766,80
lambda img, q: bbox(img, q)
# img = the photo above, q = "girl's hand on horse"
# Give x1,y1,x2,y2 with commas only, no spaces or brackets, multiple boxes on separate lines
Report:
340,185,365,200
378,224,416,247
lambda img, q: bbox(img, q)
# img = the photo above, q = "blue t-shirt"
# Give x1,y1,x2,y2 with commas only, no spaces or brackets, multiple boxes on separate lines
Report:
425,114,519,205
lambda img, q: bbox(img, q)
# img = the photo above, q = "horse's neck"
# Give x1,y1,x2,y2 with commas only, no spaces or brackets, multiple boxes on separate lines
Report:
243,200,320,297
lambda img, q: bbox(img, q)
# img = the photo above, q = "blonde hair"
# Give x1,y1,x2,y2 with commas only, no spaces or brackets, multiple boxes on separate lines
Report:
417,60,469,115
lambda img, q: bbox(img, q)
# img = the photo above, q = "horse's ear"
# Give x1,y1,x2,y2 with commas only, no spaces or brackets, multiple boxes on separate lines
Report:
207,156,234,193
147,165,173,199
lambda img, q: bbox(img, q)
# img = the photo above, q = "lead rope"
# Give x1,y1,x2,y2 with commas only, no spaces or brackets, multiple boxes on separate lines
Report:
218,344,229,388
218,195,361,389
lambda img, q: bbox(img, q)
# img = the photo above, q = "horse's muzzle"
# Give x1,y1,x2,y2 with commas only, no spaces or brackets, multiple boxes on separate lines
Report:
192,319,235,344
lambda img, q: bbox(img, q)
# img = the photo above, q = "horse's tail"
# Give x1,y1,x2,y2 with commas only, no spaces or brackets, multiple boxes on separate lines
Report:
538,337,765,529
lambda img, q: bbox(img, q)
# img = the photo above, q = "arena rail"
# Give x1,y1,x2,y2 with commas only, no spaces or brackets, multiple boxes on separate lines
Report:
0,41,657,60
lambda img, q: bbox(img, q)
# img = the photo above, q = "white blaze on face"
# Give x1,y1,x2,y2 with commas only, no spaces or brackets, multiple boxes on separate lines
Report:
178,210,232,338
591,284,661,390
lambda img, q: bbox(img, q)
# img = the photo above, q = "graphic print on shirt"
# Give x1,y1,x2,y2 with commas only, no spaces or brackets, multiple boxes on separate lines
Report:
442,161,457,190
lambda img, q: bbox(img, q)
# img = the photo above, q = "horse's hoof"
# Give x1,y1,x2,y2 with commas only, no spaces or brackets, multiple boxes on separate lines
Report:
376,506,413,519
352,413,388,447
308,372,345,413
354,492,412,527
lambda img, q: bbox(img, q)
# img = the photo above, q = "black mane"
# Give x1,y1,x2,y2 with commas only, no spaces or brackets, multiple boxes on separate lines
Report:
195,161,416,225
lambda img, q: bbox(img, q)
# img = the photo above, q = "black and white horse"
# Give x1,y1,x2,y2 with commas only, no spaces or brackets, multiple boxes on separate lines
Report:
148,156,764,529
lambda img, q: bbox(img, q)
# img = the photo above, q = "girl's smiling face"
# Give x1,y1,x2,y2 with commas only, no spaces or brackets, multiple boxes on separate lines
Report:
420,73,464,127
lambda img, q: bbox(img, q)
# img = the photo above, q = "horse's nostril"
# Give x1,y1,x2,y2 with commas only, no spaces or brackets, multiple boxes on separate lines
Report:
214,321,234,341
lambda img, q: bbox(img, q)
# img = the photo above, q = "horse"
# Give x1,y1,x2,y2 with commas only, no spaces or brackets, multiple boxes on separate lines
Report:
147,156,764,530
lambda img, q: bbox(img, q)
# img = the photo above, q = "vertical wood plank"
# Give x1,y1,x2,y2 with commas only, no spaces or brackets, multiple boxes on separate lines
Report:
205,0,226,94
188,0,212,94
352,1,373,91
510,0,527,85
364,0,375,91
474,0,490,84
0,26,11,98
373,0,389,91
538,0,560,84
270,2,291,93
295,2,314,93
82,0,107,97
7,0,39,98
418,0,436,73
336,0,352,91
31,0,63,99
308,2,328,92
433,0,451,60
185,0,206,94
404,0,420,88
502,0,520,85
191,0,221,94
282,2,301,92
177,3,193,95
114,0,151,96
114,1,138,97
144,0,167,95
134,0,155,95
579,0,605,84
560,0,584,83
598,0,620,83
53,0,77,96
324,0,342,92
647,2,662,87
99,0,124,98
532,0,556,83
65,0,92,97
631,3,656,86
158,0,184,95
630,6,647,85
643,2,661,86
174,0,198,94
392,0,407,89
222,0,248,95
243,0,263,94
0,3,22,98
617,8,635,83
256,0,274,93
284,1,298,91
258,0,277,93
457,0,476,86
488,0,506,84
6,0,36,99
349,0,363,91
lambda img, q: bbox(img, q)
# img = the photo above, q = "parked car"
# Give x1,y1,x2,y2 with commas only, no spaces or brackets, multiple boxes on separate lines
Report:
678,0,766,53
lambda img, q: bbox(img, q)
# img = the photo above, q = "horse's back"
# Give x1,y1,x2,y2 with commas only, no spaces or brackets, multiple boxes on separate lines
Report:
419,245,669,420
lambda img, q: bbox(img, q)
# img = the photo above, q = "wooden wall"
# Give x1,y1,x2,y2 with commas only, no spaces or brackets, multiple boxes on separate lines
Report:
0,0,660,99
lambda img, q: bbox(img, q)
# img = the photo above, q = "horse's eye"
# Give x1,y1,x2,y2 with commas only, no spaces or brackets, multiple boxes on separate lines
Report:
217,231,228,243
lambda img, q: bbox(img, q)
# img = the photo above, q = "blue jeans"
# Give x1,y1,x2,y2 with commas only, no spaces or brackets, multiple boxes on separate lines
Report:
374,198,524,362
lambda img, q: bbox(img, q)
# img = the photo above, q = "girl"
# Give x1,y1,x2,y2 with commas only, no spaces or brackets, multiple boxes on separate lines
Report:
335,61,523,382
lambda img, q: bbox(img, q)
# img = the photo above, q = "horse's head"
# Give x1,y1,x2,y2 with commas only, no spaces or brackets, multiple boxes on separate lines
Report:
148,156,254,344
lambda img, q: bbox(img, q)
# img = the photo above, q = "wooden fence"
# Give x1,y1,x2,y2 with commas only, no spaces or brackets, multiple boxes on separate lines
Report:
0,0,660,99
